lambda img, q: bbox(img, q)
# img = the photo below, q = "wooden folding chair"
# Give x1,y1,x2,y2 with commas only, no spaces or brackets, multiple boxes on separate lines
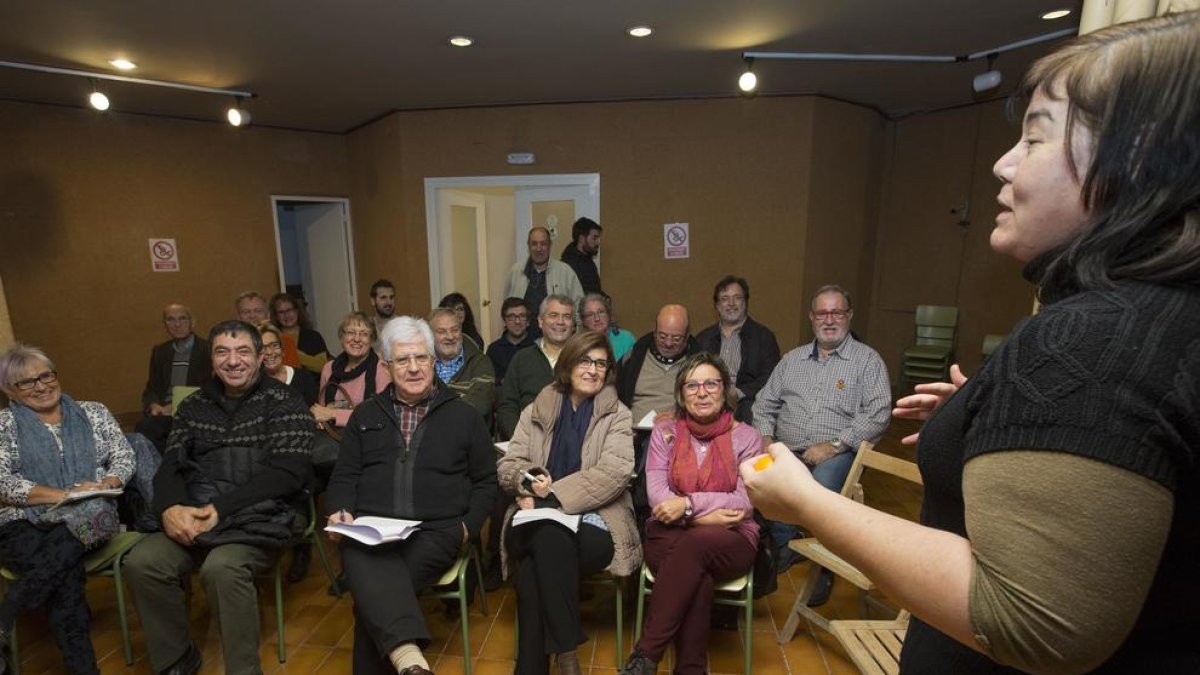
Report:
777,442,922,643
830,610,911,675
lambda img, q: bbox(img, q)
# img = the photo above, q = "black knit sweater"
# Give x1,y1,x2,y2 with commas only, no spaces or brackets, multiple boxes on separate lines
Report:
907,281,1200,673
154,375,314,520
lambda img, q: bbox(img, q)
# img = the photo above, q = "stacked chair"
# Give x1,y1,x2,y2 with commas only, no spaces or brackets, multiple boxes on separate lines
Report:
901,305,958,387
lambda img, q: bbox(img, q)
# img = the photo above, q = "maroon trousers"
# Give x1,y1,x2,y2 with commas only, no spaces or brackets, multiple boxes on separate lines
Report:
635,519,756,674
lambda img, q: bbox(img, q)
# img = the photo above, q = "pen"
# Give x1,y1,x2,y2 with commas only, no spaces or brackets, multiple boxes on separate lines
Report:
522,471,555,493
339,509,349,522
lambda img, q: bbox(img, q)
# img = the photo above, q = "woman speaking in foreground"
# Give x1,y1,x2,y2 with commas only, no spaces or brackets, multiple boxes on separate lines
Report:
742,12,1200,674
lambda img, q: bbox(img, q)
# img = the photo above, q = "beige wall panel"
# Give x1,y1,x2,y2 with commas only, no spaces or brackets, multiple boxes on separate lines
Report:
0,101,348,413
348,97,825,348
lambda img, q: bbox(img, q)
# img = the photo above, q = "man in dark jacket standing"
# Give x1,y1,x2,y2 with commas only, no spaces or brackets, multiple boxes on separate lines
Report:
560,217,603,295
125,320,314,675
325,316,496,675
695,276,781,423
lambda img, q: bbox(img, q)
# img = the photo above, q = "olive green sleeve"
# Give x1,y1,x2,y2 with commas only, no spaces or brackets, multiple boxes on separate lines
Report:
963,450,1172,675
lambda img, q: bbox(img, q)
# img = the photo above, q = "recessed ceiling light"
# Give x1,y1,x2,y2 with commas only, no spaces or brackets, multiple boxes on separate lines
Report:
449,36,473,47
109,58,137,71
628,26,653,38
1041,9,1071,20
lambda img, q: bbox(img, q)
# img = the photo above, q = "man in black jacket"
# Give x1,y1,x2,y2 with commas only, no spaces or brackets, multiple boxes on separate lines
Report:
560,217,603,294
134,303,210,451
695,276,781,423
325,316,496,675
125,320,314,675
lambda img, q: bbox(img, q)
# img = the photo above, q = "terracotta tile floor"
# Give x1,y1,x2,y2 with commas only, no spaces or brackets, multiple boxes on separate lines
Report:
14,422,921,674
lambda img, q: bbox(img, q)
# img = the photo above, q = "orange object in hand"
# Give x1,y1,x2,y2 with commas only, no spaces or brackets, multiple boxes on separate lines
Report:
753,455,774,471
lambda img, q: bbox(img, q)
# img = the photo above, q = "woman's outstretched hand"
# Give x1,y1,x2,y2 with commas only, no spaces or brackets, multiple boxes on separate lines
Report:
892,364,968,445
739,442,815,523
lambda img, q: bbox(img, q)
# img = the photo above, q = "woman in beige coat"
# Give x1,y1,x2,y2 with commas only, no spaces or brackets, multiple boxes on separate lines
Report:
497,330,641,675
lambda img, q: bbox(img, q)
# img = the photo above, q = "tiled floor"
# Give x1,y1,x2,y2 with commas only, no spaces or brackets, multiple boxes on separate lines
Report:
13,421,922,674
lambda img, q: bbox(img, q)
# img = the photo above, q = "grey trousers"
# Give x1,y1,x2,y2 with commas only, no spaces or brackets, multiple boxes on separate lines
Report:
124,532,274,675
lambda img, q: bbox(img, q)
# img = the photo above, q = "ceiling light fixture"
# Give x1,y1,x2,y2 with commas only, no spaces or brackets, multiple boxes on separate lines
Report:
88,80,110,111
109,58,137,71
1041,9,1072,20
628,26,653,38
738,57,757,94
973,54,1002,93
449,36,473,47
741,27,1074,96
226,97,251,127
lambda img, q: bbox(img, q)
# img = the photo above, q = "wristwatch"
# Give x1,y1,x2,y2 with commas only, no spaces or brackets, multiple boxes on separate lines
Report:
831,439,847,453
683,496,694,520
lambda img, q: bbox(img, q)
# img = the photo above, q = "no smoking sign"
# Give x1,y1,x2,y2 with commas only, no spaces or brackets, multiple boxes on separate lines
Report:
148,238,180,272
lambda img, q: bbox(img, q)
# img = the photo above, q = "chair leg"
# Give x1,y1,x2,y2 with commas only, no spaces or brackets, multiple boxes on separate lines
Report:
113,554,134,665
778,563,824,643
471,546,488,616
10,622,18,675
634,567,648,644
311,531,340,593
743,592,754,674
459,560,472,675
614,578,624,668
275,560,286,663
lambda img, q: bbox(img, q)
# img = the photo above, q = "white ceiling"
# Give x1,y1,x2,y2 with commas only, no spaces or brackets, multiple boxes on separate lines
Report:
0,1,1082,133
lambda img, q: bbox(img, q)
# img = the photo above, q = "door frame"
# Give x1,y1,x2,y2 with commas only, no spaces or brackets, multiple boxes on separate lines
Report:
423,173,600,310
269,194,358,310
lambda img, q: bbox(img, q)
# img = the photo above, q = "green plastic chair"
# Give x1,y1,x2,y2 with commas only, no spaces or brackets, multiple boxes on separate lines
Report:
635,563,754,674
902,305,959,384
421,545,488,675
1,530,147,674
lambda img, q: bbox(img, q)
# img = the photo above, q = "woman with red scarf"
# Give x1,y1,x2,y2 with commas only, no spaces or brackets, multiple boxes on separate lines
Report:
620,352,760,675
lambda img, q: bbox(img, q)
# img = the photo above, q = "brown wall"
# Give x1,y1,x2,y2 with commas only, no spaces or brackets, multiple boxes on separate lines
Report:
347,96,890,353
0,101,349,413
868,100,1035,391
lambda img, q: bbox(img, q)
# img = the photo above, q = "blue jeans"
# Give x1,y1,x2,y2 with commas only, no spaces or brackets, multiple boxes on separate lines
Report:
770,448,857,559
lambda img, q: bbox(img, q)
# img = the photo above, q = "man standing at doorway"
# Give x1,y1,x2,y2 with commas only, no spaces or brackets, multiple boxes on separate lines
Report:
560,217,603,295
504,226,584,339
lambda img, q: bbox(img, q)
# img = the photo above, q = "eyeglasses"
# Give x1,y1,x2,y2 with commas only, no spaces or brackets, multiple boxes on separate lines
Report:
504,313,528,322
341,329,372,339
11,371,58,391
388,354,434,369
543,311,574,322
717,294,745,304
576,356,610,372
656,332,686,344
682,379,723,395
262,342,283,353
581,309,609,321
811,310,850,321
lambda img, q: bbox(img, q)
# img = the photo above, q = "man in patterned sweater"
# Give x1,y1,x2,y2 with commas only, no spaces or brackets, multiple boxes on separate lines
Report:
752,285,890,605
125,319,314,675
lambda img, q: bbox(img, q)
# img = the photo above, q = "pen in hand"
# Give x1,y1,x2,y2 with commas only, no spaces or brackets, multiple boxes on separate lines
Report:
522,471,555,494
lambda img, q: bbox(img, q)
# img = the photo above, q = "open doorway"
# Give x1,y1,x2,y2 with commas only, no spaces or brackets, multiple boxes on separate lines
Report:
424,173,600,344
271,196,357,348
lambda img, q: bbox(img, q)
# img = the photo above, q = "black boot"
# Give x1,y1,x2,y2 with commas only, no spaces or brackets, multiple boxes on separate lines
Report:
288,543,312,583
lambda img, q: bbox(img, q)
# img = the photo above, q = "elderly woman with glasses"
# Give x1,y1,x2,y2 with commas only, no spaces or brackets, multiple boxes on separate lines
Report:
620,352,760,675
325,316,496,675
0,344,135,674
579,293,636,362
497,330,640,675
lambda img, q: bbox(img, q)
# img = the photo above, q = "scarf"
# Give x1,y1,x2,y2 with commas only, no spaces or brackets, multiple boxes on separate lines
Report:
668,410,737,496
324,350,378,405
10,395,119,548
546,393,594,480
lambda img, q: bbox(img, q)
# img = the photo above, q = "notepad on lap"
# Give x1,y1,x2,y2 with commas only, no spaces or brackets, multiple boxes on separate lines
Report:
635,410,657,430
48,488,124,511
511,508,581,532
325,516,422,545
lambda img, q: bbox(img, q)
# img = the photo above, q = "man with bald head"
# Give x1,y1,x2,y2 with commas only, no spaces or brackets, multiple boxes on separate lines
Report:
616,304,698,427
504,226,584,339
135,303,211,450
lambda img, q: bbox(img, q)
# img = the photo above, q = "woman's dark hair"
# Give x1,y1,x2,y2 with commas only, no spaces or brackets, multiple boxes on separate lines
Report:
673,352,738,418
1015,11,1200,297
438,293,480,342
269,292,314,330
552,330,616,393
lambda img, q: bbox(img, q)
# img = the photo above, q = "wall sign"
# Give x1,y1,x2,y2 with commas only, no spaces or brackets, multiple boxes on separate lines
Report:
664,222,689,259
149,238,180,272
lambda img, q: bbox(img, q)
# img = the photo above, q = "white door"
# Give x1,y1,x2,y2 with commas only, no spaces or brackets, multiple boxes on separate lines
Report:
276,200,356,348
435,189,492,340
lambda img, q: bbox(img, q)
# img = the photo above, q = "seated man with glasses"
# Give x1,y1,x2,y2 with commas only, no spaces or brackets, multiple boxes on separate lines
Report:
696,276,781,424
325,316,496,675
750,284,890,604
486,297,536,385
497,294,579,440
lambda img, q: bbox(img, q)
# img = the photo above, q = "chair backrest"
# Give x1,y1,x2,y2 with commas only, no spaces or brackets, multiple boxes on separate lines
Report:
836,441,923,499
913,305,958,348
982,333,1006,360
170,385,200,416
